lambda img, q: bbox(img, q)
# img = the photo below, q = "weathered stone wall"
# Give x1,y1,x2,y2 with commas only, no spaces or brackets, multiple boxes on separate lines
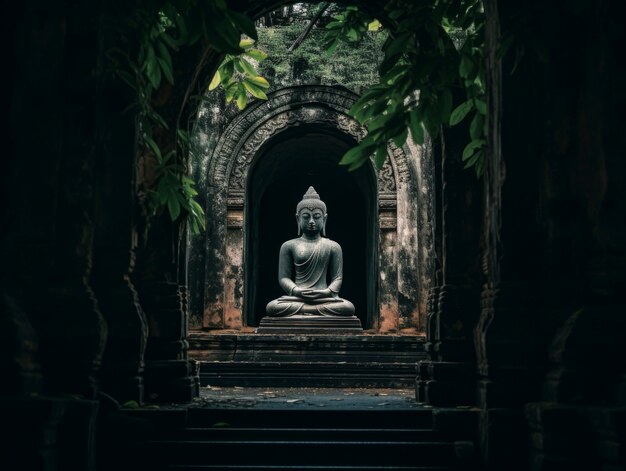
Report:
188,85,427,333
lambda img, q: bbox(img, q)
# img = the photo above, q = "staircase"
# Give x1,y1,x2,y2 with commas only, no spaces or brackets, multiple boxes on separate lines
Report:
188,333,428,388
123,404,477,470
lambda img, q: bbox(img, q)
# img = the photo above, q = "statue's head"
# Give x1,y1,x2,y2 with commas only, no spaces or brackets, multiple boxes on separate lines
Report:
296,186,328,236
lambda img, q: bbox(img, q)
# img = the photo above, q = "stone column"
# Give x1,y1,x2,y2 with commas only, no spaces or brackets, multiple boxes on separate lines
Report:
416,122,483,406
4,0,107,400
377,192,399,332
141,281,197,402
2,3,106,470
472,0,625,467
90,2,149,404
474,3,546,467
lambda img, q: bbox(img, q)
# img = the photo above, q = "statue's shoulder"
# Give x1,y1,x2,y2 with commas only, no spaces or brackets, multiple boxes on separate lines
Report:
281,238,300,249
323,238,342,251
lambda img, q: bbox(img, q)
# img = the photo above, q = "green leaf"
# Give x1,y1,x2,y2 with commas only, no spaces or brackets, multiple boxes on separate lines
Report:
392,127,408,148
346,28,359,41
422,103,440,138
122,400,139,409
239,38,255,49
167,192,181,220
462,139,485,160
474,98,487,115
475,151,486,177
160,32,177,49
177,129,189,144
374,146,387,170
157,57,174,84
238,58,258,77
219,61,234,83
368,19,381,31
145,44,161,89
459,54,477,80
339,143,375,166
156,186,169,205
190,199,205,224
225,82,238,102
409,109,424,145
469,112,484,140
243,80,268,100
464,150,481,168
380,33,410,74
144,136,162,162
325,21,343,30
449,99,473,126
190,219,199,235
204,15,241,54
386,32,411,59
245,49,268,62
236,90,248,110
156,40,172,71
208,70,221,91
229,11,258,41
325,37,340,55
247,75,270,89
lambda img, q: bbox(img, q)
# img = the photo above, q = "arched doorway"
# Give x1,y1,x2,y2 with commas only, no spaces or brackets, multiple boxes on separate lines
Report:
245,126,377,327
191,85,424,333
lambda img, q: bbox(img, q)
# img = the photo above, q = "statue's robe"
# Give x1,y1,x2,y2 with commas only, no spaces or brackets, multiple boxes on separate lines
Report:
266,237,355,317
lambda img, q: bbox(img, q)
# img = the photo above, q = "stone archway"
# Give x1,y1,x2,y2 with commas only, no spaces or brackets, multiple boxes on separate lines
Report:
189,85,424,333
246,127,375,328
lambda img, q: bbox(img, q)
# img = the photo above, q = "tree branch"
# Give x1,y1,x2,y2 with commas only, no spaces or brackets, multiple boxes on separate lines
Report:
287,3,330,52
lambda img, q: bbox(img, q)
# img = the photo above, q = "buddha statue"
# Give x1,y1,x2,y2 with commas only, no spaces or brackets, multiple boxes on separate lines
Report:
265,186,356,317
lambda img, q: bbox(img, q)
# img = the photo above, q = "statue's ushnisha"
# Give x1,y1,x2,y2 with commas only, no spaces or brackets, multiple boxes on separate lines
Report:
265,186,355,317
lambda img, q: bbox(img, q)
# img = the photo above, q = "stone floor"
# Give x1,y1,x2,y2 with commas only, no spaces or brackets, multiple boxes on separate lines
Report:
187,386,423,410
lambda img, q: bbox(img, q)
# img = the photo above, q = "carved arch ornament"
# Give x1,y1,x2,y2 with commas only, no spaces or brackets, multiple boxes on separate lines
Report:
207,87,411,213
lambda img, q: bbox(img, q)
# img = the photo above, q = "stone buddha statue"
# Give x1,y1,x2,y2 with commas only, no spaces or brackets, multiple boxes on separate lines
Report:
265,186,356,318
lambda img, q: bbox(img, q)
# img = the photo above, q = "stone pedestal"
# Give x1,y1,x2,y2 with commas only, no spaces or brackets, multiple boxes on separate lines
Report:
256,315,362,334
189,331,426,388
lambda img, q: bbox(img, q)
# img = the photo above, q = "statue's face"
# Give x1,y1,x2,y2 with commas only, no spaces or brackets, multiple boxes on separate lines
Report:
297,208,326,235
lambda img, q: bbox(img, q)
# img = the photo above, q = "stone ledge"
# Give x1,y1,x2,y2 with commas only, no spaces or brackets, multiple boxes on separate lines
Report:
188,331,427,388
198,361,421,388
256,315,363,334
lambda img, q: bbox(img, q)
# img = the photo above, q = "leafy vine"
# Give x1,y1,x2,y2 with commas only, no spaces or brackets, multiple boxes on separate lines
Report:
106,0,261,235
324,0,488,176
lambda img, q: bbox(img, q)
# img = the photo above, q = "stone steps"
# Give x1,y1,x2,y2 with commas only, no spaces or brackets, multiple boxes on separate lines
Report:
189,333,427,388
168,427,445,441
167,467,452,470
198,361,420,388
123,405,476,470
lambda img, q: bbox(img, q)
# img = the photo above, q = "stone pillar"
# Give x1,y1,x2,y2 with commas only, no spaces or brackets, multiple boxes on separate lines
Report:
472,0,626,467
2,3,107,470
93,249,147,404
141,281,197,402
378,192,399,332
474,3,546,467
91,2,149,404
4,0,107,400
417,121,483,406
223,190,245,330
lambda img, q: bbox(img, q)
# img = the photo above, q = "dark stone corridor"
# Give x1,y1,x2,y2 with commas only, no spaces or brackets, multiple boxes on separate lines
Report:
2,1,625,470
